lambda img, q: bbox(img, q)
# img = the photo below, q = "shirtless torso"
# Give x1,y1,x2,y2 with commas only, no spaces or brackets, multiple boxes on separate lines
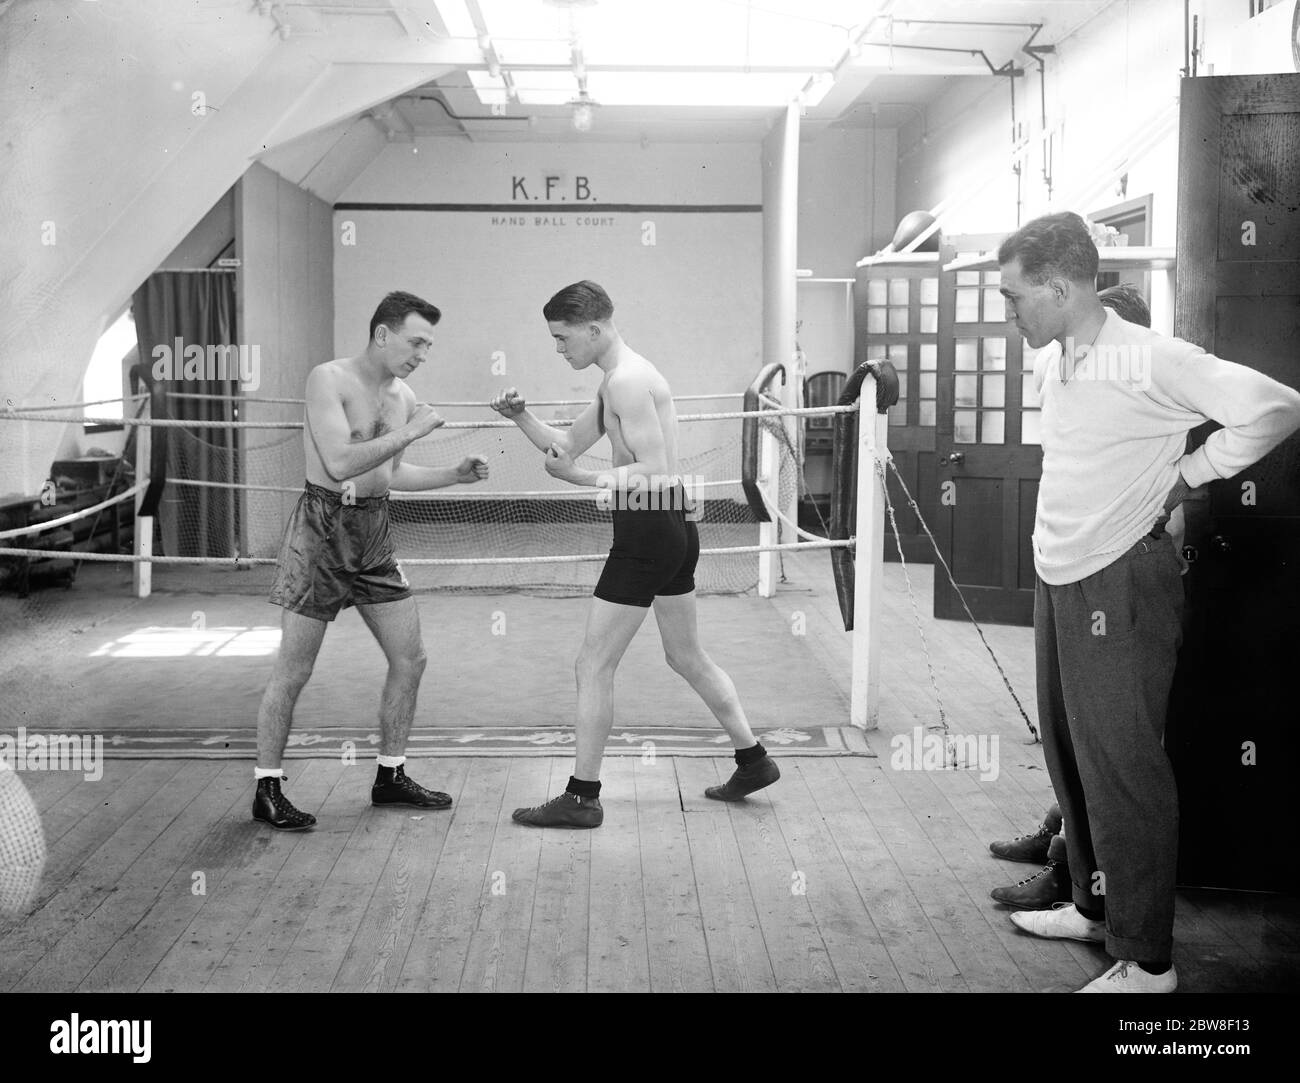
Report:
596,351,680,487
304,358,419,497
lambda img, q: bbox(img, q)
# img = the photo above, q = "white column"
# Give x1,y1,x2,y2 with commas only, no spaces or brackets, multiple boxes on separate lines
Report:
850,379,888,730
761,100,799,582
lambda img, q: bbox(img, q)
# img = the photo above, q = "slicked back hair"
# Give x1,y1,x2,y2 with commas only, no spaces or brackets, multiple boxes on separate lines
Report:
543,280,614,324
1098,283,1151,328
997,212,1099,287
369,291,441,341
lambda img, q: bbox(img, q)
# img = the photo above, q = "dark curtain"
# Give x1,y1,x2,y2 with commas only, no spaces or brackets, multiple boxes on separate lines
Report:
131,271,239,557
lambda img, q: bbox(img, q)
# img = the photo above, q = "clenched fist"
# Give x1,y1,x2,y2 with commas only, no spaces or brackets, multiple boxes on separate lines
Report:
410,402,446,437
490,387,527,418
456,456,489,484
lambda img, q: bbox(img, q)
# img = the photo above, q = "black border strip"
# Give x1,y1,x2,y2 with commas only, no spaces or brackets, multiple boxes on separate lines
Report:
333,202,762,213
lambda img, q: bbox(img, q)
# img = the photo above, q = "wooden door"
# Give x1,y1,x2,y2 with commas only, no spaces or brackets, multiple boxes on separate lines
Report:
853,257,940,563
1166,73,1300,893
931,236,1043,625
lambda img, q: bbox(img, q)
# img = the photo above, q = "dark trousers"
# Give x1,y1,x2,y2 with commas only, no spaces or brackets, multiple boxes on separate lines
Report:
1034,534,1184,962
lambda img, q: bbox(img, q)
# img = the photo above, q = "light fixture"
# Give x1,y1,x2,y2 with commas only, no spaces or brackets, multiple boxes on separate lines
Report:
571,92,596,132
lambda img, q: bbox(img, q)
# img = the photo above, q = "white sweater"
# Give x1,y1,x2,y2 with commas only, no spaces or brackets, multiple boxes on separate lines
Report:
1032,309,1300,585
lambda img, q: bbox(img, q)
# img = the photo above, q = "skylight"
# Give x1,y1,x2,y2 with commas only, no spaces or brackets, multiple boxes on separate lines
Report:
442,0,867,108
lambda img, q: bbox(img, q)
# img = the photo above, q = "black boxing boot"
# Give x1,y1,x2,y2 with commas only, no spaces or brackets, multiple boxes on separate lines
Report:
252,775,317,831
372,764,453,809
705,745,780,802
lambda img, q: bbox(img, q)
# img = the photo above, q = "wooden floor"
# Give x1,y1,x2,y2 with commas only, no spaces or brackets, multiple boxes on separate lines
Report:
2,554,1297,992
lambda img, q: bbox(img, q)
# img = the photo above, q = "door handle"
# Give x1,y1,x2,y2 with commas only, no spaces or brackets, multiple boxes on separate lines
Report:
939,451,965,467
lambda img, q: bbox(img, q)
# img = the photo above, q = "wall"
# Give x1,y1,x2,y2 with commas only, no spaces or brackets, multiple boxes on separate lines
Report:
796,125,897,382
237,163,334,556
798,125,897,278
331,128,897,514
159,189,236,269
333,138,765,483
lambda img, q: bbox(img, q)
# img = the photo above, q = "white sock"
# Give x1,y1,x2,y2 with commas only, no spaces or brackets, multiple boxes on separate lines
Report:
377,754,405,769
254,766,284,780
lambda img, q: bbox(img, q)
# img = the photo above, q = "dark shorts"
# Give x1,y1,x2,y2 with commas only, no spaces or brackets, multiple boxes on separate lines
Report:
269,482,412,622
593,484,700,608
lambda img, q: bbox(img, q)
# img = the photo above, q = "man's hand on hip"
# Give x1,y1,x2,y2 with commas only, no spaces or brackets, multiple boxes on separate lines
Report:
1162,472,1193,515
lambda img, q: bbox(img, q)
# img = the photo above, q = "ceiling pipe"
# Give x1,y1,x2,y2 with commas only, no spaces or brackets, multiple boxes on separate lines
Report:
1020,25,1056,199
410,92,528,125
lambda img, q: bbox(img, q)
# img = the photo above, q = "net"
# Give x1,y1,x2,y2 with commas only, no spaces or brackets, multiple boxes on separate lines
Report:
0,761,47,916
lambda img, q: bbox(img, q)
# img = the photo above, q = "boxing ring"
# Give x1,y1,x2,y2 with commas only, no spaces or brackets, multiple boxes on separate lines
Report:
0,364,902,735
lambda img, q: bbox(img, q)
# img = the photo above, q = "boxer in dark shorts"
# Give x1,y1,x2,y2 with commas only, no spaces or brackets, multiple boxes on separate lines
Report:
593,482,699,607
490,280,780,829
251,290,488,832
270,482,412,621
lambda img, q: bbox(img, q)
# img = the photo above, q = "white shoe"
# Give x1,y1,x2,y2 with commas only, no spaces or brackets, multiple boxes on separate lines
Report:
1009,903,1106,943
1077,959,1177,993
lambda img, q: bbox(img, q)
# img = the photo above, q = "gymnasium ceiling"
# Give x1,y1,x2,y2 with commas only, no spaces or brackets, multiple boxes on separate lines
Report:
246,0,1120,196
402,0,1118,141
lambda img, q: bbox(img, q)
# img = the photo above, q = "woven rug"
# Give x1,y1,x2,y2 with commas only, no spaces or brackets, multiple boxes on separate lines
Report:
84,725,874,759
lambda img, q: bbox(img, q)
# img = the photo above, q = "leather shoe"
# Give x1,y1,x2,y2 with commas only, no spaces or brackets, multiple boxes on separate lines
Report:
252,775,316,831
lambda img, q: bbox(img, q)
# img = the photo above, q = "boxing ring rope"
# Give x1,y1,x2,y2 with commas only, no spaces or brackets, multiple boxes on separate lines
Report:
1,405,859,429
0,484,145,541
162,391,743,407
164,478,744,498
0,540,845,566
3,394,148,413
0,392,860,550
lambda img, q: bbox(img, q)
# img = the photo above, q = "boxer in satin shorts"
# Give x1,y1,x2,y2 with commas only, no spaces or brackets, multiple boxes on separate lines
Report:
269,480,412,622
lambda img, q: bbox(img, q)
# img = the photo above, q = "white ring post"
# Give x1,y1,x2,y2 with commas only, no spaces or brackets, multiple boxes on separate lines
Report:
757,372,782,598
133,397,152,599
781,356,802,547
851,375,888,729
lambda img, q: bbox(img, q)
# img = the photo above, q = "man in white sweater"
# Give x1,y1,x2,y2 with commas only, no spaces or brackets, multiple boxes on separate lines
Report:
995,212,1300,992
